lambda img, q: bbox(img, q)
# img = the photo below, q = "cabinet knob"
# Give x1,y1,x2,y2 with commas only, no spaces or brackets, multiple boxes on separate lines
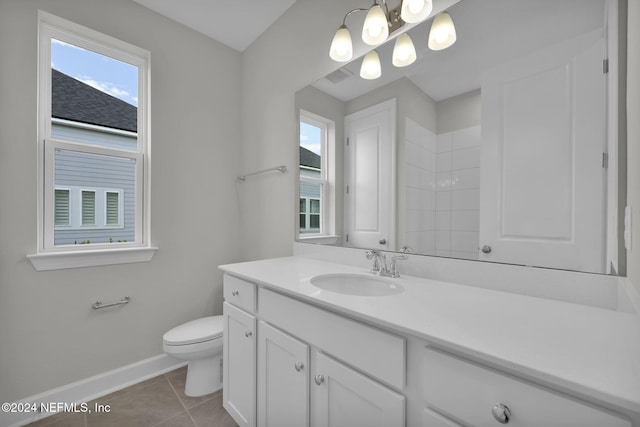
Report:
232,290,239,296
294,362,304,372
491,403,511,424
245,331,252,338
481,245,492,254
314,374,325,386
379,238,387,245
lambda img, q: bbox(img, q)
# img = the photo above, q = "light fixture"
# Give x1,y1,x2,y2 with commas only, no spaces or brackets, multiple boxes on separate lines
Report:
329,25,353,62
329,1,457,79
428,12,456,50
362,2,390,45
360,50,382,79
392,33,416,67
400,0,433,23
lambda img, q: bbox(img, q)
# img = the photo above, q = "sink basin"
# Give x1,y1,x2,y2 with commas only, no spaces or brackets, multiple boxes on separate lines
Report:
310,274,404,296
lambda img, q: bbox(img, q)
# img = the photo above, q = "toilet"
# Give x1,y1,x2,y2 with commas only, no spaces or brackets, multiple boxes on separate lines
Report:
162,315,223,397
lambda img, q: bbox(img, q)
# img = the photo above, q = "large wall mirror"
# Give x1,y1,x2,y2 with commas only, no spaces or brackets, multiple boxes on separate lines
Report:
295,0,626,275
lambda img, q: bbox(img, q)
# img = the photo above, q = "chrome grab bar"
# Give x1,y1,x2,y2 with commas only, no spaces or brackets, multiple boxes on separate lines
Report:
237,165,287,182
92,296,131,310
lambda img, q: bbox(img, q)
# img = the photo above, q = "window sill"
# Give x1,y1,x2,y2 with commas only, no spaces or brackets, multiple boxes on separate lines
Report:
27,247,158,271
298,235,339,245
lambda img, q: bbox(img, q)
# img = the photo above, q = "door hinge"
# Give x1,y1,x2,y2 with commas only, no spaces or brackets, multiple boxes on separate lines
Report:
346,234,349,243
602,152,609,168
603,58,609,74
346,137,350,146
346,185,349,194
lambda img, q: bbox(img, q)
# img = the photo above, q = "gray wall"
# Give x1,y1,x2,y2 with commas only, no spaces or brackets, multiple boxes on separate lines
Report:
0,0,242,402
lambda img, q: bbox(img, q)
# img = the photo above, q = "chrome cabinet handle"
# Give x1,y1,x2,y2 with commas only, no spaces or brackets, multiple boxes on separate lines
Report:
245,331,252,338
314,374,325,385
231,290,239,296
481,245,492,254
491,403,511,424
379,238,387,245
294,362,304,372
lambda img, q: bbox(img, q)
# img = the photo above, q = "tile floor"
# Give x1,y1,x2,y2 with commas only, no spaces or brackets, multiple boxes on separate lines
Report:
25,366,238,427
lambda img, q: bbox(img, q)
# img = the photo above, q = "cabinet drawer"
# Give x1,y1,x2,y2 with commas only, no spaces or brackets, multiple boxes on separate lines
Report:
259,288,405,389
423,347,631,427
224,274,257,313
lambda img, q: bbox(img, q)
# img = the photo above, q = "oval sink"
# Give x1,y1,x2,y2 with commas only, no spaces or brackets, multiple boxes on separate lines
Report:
310,274,404,296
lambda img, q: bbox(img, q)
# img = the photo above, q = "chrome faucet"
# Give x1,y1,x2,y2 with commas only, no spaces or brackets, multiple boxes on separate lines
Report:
365,250,387,275
365,251,408,277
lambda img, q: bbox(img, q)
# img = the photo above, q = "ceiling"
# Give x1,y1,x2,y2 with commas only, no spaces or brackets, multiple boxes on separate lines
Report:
132,0,297,52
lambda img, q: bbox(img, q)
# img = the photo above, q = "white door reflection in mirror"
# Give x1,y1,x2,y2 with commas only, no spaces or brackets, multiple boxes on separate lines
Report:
344,99,396,249
480,31,606,273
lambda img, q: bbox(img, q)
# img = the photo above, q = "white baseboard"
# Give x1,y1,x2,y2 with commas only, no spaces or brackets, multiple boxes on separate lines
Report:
1,354,186,427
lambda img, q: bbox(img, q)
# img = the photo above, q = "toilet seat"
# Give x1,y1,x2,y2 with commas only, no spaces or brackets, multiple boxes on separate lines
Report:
163,315,223,346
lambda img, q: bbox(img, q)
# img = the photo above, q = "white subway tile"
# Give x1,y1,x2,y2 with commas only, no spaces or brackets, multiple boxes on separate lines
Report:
451,210,480,232
451,168,480,190
435,210,451,231
436,151,452,172
452,146,481,170
436,132,452,153
451,231,479,252
451,189,480,210
452,125,481,150
435,191,451,211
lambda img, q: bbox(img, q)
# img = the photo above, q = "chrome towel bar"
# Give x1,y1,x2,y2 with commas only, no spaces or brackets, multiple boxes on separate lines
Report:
92,296,130,310
237,165,287,182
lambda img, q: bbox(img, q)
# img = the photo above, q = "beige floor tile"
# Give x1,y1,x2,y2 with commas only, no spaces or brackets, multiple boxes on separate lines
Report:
154,411,197,427
85,377,183,427
25,411,86,427
187,394,238,427
165,368,217,410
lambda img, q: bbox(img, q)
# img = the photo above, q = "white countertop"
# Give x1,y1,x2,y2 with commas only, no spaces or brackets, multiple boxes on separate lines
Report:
219,256,640,414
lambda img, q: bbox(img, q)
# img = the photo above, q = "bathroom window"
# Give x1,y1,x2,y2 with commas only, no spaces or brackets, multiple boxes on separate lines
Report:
299,112,331,236
31,11,154,270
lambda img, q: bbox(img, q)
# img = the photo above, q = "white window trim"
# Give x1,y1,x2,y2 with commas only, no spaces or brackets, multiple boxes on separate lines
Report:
28,11,156,271
298,110,337,240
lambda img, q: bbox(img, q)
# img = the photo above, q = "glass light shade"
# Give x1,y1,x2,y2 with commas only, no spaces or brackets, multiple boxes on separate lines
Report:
400,0,433,24
329,25,353,62
392,33,417,67
360,50,382,79
428,12,456,50
362,4,389,45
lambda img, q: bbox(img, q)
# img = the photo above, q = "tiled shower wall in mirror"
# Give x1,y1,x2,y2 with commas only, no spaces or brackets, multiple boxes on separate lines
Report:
404,118,480,259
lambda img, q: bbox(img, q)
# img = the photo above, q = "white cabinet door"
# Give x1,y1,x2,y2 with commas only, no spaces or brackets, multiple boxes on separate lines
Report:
480,32,606,273
223,302,256,427
312,352,405,427
258,321,309,427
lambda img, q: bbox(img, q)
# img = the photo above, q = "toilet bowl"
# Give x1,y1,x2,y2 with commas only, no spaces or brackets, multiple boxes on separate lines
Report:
163,315,223,397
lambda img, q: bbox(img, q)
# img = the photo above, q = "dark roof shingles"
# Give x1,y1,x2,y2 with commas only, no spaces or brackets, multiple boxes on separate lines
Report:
300,146,321,169
51,69,137,133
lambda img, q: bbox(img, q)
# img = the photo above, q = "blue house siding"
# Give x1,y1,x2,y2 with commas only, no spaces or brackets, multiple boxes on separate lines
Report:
52,121,137,150
54,149,136,245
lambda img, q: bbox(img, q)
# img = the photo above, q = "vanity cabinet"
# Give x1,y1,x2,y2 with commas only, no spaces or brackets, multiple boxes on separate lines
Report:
313,351,405,427
257,321,309,427
422,347,632,427
222,275,258,427
223,274,405,427
222,272,634,427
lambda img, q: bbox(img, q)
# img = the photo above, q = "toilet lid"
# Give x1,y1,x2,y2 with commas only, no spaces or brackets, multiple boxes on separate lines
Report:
163,315,223,346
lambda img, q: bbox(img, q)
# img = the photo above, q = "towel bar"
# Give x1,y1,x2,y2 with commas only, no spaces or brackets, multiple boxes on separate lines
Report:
92,296,131,310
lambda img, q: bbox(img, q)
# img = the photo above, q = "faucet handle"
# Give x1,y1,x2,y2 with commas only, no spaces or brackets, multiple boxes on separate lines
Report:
389,255,408,278
365,249,379,260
